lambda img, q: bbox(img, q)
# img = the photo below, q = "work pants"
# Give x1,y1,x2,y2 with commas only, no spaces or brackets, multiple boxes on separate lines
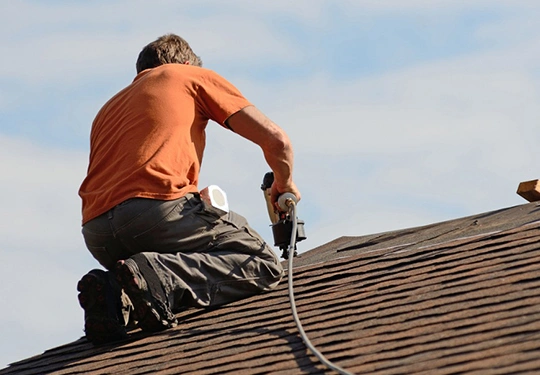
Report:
81,193,284,312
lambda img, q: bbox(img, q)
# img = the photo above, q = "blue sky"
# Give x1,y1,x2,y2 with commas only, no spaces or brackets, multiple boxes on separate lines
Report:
2,0,540,369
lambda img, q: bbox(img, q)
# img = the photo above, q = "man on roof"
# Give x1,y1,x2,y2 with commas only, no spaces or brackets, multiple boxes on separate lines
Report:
77,33,301,344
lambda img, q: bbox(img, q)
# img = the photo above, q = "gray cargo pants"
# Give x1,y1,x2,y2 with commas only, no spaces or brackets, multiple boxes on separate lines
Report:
82,193,284,312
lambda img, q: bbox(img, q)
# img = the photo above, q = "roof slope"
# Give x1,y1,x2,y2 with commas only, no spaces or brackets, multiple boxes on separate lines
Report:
3,202,540,374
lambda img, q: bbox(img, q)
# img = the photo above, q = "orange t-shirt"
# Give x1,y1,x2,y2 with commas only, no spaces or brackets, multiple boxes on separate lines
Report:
79,64,251,224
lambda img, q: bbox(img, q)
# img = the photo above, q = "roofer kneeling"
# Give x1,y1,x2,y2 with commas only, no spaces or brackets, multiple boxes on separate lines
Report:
77,34,300,344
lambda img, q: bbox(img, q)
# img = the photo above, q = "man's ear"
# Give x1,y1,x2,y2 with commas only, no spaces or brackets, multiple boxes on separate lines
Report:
184,61,191,65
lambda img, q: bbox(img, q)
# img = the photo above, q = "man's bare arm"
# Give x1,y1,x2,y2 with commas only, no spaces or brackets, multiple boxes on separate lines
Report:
226,105,301,205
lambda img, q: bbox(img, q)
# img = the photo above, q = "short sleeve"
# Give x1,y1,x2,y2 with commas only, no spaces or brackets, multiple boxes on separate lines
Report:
196,70,252,127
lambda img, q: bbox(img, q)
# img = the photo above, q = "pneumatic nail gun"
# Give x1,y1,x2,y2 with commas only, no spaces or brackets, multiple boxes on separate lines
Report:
261,172,306,259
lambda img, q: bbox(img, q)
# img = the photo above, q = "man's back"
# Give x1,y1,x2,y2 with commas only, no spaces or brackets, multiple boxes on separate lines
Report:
79,64,250,224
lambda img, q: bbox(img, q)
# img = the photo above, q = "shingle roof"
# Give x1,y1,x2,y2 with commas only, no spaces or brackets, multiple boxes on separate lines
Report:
3,202,540,374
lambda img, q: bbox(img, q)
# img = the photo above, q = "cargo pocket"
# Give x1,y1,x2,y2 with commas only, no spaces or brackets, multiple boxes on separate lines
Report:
195,200,228,225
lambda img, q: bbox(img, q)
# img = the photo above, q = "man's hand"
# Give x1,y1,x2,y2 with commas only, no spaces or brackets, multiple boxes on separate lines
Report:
271,181,301,212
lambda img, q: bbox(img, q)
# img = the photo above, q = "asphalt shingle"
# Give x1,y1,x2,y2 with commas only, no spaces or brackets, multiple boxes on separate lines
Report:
3,202,540,374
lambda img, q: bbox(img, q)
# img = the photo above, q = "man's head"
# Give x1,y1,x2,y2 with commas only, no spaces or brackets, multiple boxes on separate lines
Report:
136,34,203,73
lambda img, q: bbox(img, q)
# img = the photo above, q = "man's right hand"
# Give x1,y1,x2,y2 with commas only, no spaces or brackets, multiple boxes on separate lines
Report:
271,181,301,212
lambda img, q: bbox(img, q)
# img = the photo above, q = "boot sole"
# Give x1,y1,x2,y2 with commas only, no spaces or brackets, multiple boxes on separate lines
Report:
77,271,127,345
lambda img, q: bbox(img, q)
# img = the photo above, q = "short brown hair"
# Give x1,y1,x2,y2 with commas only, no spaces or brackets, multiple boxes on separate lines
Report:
136,34,203,73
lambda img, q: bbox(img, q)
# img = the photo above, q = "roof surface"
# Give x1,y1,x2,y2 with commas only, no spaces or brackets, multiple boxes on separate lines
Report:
3,202,540,374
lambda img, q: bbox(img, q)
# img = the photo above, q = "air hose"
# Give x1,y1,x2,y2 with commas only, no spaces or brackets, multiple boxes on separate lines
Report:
283,199,354,375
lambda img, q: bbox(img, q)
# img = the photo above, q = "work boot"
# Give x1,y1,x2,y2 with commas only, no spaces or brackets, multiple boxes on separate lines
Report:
77,269,129,345
115,255,177,333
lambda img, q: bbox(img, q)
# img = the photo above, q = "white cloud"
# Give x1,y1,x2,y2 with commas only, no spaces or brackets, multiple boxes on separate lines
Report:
0,251,85,364
0,136,87,251
0,1,301,86
335,0,540,13
4,0,540,87
0,136,95,369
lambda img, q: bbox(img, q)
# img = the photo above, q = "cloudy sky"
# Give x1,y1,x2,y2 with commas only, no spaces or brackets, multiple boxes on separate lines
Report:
2,0,540,369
